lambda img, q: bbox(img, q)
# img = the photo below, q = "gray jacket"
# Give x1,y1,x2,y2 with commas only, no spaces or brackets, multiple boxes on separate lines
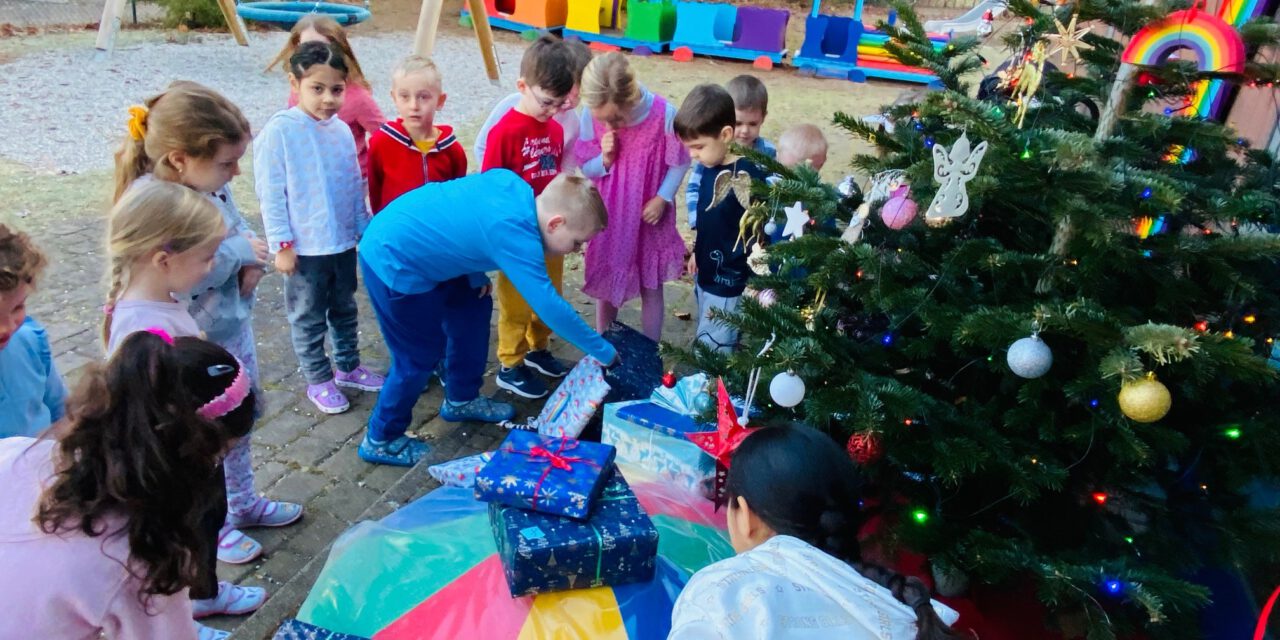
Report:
189,184,260,344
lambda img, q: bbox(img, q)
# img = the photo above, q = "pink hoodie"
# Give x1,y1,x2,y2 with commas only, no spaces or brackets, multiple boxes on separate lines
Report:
289,81,385,180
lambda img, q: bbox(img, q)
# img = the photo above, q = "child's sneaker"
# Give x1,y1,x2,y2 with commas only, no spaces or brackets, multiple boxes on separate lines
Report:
307,380,350,414
228,497,304,530
523,350,568,378
196,623,230,640
335,365,385,392
358,434,431,467
496,365,549,399
440,396,516,423
192,581,267,618
216,525,263,565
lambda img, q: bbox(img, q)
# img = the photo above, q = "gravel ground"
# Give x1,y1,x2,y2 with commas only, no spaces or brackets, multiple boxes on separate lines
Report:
0,30,524,173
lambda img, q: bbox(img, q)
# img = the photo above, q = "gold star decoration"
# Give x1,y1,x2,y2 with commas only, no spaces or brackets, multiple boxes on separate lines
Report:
1046,12,1092,68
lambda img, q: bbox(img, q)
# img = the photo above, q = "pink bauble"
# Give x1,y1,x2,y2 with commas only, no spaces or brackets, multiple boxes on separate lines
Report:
881,194,917,230
757,289,777,307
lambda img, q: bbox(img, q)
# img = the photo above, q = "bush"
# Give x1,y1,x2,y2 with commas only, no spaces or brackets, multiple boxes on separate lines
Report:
152,0,228,28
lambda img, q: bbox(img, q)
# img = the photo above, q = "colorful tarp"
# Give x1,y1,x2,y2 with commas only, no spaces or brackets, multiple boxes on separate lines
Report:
296,465,733,639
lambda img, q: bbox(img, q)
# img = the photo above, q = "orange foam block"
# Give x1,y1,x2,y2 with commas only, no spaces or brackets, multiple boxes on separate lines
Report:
588,42,621,52
752,55,773,70
671,46,694,62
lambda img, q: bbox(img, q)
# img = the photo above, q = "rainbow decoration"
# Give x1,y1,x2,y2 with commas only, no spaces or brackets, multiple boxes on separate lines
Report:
1193,0,1280,120
1122,8,1246,74
1135,215,1168,239
291,468,734,639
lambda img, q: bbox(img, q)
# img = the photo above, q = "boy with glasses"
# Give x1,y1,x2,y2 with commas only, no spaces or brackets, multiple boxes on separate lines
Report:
480,35,578,399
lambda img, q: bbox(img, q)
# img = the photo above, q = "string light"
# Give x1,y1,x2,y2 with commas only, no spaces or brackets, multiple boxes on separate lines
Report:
925,136,935,149
1267,337,1274,345
904,418,914,426
1194,320,1209,332
1124,536,1134,544
1141,187,1153,199
1103,579,1123,595
881,333,894,346
1092,492,1109,505
1089,398,1099,408
1225,330,1235,339
911,509,929,524
1224,426,1242,440
1244,314,1257,324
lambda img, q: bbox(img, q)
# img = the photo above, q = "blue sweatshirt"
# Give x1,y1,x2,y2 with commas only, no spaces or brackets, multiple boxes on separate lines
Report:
359,169,617,364
0,317,66,439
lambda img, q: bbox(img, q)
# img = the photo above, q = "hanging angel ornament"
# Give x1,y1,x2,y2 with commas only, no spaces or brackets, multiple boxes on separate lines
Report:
841,203,872,245
925,131,988,226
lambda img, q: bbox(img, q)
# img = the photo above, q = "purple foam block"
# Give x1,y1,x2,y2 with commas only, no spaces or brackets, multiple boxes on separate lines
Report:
633,45,654,56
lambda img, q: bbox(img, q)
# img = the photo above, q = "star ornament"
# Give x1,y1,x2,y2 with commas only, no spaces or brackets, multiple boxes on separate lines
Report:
1046,12,1092,68
781,201,811,239
686,377,759,509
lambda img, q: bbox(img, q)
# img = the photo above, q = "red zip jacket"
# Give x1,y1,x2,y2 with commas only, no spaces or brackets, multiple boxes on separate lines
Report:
368,120,468,214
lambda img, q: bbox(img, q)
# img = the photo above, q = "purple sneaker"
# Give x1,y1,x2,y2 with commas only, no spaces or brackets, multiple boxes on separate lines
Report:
336,365,385,392
307,381,350,414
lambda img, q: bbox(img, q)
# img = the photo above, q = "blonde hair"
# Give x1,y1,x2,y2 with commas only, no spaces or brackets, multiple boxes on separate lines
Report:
266,14,370,89
777,124,829,167
539,173,608,231
113,81,251,204
391,54,442,89
102,181,225,347
580,52,641,110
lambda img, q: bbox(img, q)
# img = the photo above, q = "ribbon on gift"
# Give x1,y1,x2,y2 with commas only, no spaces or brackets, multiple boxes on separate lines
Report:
649,373,710,416
503,438,601,511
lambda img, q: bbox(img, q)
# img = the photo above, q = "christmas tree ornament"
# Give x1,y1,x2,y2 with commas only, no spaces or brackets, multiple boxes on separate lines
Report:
769,370,806,407
880,185,918,230
756,289,777,307
661,371,677,388
764,221,777,236
1118,373,1172,423
837,175,863,208
846,431,883,465
693,391,713,413
709,168,753,210
686,377,760,509
1007,334,1053,378
868,170,906,204
1011,42,1047,128
1046,12,1092,68
841,203,871,245
781,201,811,239
926,131,988,226
748,243,771,276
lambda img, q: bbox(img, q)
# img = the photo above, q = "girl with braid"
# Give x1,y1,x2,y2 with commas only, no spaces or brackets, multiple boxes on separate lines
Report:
669,425,962,639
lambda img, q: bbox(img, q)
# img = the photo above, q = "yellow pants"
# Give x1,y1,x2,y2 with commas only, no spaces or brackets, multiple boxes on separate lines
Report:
496,253,564,368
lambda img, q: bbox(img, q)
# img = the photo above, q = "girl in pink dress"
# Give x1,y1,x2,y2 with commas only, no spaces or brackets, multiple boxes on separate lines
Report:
268,15,385,180
574,53,690,340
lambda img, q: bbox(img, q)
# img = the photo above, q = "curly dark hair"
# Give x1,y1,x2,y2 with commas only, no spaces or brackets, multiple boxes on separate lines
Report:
35,332,254,600
727,425,963,640
0,223,47,292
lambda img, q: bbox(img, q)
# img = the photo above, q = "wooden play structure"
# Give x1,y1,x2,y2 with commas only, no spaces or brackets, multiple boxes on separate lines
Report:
792,0,947,85
460,0,567,33
563,0,676,52
97,0,247,52
669,0,789,64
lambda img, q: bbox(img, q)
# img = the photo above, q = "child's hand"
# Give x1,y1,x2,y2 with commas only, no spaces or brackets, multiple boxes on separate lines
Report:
245,233,269,265
238,265,265,297
641,196,666,225
274,248,297,276
685,252,698,277
601,131,618,170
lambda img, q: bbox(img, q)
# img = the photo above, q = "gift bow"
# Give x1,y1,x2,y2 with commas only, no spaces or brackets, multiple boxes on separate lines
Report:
505,437,600,511
527,444,581,472
649,372,710,416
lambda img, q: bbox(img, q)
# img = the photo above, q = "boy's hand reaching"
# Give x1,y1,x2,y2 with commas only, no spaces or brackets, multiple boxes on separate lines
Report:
601,131,618,170
641,196,666,225
245,233,269,265
238,266,265,297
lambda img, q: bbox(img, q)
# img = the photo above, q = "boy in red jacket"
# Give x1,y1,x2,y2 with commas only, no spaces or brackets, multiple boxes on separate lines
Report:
368,55,467,214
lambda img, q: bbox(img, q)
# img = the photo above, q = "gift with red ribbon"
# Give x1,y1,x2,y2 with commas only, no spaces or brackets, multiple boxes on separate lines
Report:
475,430,617,520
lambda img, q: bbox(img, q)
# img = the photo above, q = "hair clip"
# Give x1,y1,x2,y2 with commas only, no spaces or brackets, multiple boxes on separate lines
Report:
207,364,236,377
144,327,175,345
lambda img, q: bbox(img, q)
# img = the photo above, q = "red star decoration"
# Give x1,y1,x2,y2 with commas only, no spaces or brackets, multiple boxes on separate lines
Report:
686,377,758,508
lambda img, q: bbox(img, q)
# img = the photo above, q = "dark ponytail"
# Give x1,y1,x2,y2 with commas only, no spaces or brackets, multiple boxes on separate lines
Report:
726,425,962,640
289,40,349,80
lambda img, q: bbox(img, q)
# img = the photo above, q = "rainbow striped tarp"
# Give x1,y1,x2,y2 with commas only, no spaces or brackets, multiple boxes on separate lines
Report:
293,467,733,639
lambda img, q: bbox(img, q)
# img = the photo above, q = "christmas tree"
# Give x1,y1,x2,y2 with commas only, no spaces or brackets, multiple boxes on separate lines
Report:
674,0,1280,636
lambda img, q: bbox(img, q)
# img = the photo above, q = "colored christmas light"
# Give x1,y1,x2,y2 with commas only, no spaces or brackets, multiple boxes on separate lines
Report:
1090,398,1100,408
1194,320,1209,332
881,334,894,346
1141,187,1153,199
1092,492,1109,505
912,509,929,524
1244,314,1257,324
1224,426,1242,439
1104,579,1123,594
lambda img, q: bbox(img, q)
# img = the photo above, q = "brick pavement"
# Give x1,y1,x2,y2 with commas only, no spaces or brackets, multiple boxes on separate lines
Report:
23,211,699,639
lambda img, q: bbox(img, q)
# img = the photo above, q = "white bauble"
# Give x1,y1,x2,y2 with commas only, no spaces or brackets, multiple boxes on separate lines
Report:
769,371,806,407
764,221,778,236
1006,335,1053,379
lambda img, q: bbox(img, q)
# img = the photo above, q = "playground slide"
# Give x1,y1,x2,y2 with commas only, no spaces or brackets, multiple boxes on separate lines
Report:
922,0,1005,35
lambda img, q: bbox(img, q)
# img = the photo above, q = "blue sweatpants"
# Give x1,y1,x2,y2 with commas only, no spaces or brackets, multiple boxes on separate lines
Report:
361,256,492,442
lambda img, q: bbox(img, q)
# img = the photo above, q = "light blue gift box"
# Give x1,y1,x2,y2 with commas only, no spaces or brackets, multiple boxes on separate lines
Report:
601,399,720,499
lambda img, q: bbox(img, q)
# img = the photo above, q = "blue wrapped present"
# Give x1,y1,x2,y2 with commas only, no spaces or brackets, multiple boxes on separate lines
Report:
489,468,660,596
273,619,369,640
475,430,616,520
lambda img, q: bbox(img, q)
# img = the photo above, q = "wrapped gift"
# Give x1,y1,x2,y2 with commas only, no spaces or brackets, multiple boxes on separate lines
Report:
602,375,744,499
499,357,611,438
577,322,664,441
489,469,660,597
476,431,616,520
426,451,494,489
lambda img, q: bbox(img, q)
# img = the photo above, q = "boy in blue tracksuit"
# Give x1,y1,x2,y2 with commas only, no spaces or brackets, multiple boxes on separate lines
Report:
356,169,617,466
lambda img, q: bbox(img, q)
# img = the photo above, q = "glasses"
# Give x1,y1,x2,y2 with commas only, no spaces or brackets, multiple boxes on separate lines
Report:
530,87,567,111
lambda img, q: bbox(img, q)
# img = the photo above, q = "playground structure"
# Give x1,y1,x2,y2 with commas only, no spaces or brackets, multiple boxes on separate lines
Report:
563,0,677,53
235,1,372,28
793,0,948,85
460,0,566,33
669,1,789,64
922,0,1005,35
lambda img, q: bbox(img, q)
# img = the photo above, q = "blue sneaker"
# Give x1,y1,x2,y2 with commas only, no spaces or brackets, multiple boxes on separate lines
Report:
358,435,431,467
440,396,516,423
524,350,569,378
496,365,549,399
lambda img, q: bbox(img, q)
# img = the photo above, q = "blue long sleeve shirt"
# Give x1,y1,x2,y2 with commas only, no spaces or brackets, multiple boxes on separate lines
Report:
0,317,66,439
358,170,616,364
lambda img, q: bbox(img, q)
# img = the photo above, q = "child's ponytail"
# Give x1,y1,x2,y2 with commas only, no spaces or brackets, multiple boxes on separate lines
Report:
726,425,963,640
112,82,251,203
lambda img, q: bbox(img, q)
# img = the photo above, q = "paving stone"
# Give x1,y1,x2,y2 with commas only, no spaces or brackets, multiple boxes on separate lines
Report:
311,482,384,523
269,470,330,506
252,410,317,448
309,410,367,443
276,435,342,469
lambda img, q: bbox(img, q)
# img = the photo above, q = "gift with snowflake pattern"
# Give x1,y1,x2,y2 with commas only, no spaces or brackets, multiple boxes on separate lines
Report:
475,430,616,520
